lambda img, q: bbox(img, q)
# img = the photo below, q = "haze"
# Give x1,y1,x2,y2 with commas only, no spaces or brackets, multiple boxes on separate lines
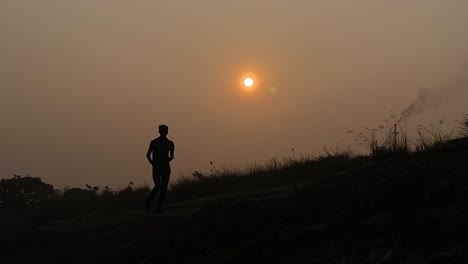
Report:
1,1,468,188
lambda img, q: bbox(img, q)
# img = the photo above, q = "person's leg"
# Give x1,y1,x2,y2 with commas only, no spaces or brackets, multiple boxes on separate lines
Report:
146,167,161,211
155,169,171,212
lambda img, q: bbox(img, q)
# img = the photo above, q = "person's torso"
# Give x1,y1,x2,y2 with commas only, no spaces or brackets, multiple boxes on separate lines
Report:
151,137,173,166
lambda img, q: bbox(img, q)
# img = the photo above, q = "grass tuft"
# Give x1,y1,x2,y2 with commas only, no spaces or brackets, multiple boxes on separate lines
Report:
459,114,468,137
356,123,410,159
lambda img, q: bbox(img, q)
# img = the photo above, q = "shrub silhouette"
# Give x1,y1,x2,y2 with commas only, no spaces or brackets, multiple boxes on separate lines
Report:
0,175,58,211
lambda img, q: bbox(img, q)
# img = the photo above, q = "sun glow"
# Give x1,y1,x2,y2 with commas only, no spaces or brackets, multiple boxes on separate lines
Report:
243,77,254,88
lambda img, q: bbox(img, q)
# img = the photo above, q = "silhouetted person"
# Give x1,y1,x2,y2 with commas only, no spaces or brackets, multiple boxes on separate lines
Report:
146,124,175,212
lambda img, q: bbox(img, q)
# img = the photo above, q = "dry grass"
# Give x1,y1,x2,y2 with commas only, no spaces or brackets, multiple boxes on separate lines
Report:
356,122,410,159
167,151,365,204
459,114,468,137
415,122,455,152
355,116,460,156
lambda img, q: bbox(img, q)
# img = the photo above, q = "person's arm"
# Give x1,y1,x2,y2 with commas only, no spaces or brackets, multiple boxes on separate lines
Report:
169,141,175,161
146,143,153,165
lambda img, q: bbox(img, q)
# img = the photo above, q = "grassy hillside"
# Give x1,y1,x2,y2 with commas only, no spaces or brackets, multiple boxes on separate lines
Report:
2,116,468,263
140,137,468,264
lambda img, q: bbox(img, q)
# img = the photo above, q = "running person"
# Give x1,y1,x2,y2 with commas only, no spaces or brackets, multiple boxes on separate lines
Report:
146,124,174,212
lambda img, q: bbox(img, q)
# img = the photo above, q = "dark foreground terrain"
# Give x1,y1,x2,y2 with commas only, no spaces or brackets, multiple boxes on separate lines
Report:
2,138,468,264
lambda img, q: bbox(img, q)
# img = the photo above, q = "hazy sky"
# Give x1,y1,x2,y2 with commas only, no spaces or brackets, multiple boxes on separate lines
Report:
1,1,468,188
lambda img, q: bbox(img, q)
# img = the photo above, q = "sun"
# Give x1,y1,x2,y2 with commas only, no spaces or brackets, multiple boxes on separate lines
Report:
243,77,254,89
240,73,257,92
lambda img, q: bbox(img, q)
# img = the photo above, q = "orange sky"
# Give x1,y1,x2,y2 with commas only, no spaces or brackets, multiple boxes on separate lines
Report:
1,1,468,188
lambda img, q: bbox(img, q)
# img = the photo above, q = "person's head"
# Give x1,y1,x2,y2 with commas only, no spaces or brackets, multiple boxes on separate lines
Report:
158,124,169,137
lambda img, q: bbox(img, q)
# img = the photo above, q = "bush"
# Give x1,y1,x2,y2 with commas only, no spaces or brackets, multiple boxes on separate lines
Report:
0,175,58,211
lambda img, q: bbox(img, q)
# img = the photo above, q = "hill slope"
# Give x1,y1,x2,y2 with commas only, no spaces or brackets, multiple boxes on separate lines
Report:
3,138,468,264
